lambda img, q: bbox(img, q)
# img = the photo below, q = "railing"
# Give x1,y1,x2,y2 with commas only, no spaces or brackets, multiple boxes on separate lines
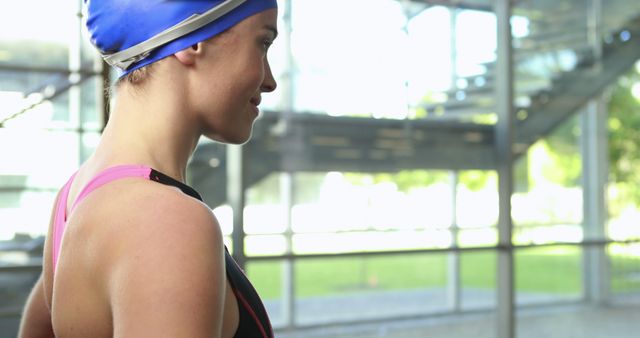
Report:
2,237,638,331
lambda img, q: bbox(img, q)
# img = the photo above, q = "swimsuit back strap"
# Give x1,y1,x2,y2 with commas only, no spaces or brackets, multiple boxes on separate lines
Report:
52,165,152,271
52,172,77,270
70,165,152,213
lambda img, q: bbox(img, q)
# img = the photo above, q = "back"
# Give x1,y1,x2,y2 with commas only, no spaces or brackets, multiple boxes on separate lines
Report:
42,165,230,337
41,164,274,337
42,168,146,337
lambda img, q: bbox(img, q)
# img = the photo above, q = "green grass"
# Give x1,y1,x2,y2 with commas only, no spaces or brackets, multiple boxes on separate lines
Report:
515,246,582,293
610,244,640,292
246,246,640,299
247,254,448,298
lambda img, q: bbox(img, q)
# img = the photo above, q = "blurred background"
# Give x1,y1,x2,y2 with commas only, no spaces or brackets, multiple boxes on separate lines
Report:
1,0,639,337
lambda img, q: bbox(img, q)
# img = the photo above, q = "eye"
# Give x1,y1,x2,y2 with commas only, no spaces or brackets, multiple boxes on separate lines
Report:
262,39,274,52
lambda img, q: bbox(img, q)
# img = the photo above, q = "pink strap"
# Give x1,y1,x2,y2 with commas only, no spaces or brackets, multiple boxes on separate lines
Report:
52,172,77,271
70,165,152,211
52,165,152,271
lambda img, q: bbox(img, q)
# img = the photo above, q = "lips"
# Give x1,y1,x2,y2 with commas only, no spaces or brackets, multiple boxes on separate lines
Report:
250,97,261,106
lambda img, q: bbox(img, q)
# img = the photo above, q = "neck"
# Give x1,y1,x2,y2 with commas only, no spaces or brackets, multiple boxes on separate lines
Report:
91,79,200,183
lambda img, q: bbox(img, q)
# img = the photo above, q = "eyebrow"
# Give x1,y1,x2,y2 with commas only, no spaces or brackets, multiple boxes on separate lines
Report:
264,24,278,39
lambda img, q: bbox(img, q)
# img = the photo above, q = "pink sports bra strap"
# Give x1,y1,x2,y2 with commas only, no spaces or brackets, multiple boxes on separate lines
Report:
52,165,152,271
52,172,77,271
70,165,152,211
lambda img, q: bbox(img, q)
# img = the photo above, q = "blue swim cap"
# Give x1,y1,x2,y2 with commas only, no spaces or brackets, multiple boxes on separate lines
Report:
84,0,278,77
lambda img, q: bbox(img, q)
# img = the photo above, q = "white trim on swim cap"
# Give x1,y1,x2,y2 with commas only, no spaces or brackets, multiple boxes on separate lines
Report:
102,0,247,71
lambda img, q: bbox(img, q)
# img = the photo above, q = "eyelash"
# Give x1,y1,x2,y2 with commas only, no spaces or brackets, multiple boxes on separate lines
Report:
262,39,273,51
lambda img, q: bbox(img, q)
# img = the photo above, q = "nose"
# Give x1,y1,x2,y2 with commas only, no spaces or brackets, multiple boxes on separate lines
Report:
261,60,277,93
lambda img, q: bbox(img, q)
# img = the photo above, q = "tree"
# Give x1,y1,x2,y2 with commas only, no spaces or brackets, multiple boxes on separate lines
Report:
607,66,640,207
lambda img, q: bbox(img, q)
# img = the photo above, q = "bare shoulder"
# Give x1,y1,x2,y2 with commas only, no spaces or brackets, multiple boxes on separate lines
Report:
68,177,225,275
82,177,222,240
82,179,227,336
85,177,225,264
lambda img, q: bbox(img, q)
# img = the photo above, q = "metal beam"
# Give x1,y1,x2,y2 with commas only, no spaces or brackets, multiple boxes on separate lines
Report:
3,239,637,266
408,0,493,12
189,114,496,207
0,64,101,76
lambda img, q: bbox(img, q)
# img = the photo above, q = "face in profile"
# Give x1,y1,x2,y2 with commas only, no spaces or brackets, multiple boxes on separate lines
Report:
192,8,279,144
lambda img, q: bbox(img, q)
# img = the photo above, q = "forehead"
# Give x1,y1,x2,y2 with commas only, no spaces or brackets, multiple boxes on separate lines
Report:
237,8,278,34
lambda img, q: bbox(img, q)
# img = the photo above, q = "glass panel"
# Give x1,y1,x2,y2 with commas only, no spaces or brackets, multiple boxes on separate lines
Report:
293,253,448,326
515,245,582,305
246,260,285,327
0,73,102,130
609,243,640,299
245,172,287,235
461,250,496,310
246,235,287,256
290,0,410,118
512,113,583,245
81,131,101,163
0,190,57,240
80,77,103,130
516,246,638,338
607,65,640,245
0,129,81,242
456,171,499,233
406,6,453,114
232,170,460,255
0,0,78,69
1,70,71,127
0,130,78,186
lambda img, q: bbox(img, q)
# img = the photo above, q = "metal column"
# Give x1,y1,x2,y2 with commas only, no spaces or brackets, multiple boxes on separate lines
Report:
450,7,459,91
70,0,84,164
587,0,603,65
279,0,295,113
447,171,461,311
279,1,297,327
227,144,248,270
581,97,610,304
494,0,515,337
581,0,609,305
280,172,296,328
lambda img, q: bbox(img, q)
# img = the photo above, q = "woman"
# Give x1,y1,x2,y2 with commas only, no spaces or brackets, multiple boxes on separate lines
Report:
18,0,278,337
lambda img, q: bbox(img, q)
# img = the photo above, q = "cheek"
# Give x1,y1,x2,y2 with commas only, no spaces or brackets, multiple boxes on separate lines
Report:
245,55,267,88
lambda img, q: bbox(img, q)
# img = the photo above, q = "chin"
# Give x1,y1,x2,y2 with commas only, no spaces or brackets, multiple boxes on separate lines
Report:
206,130,253,145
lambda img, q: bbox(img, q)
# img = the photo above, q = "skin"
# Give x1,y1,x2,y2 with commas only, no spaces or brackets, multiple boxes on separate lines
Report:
18,8,278,338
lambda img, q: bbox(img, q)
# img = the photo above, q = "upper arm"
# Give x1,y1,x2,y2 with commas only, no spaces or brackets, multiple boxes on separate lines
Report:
107,192,226,338
18,275,54,338
18,190,60,338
